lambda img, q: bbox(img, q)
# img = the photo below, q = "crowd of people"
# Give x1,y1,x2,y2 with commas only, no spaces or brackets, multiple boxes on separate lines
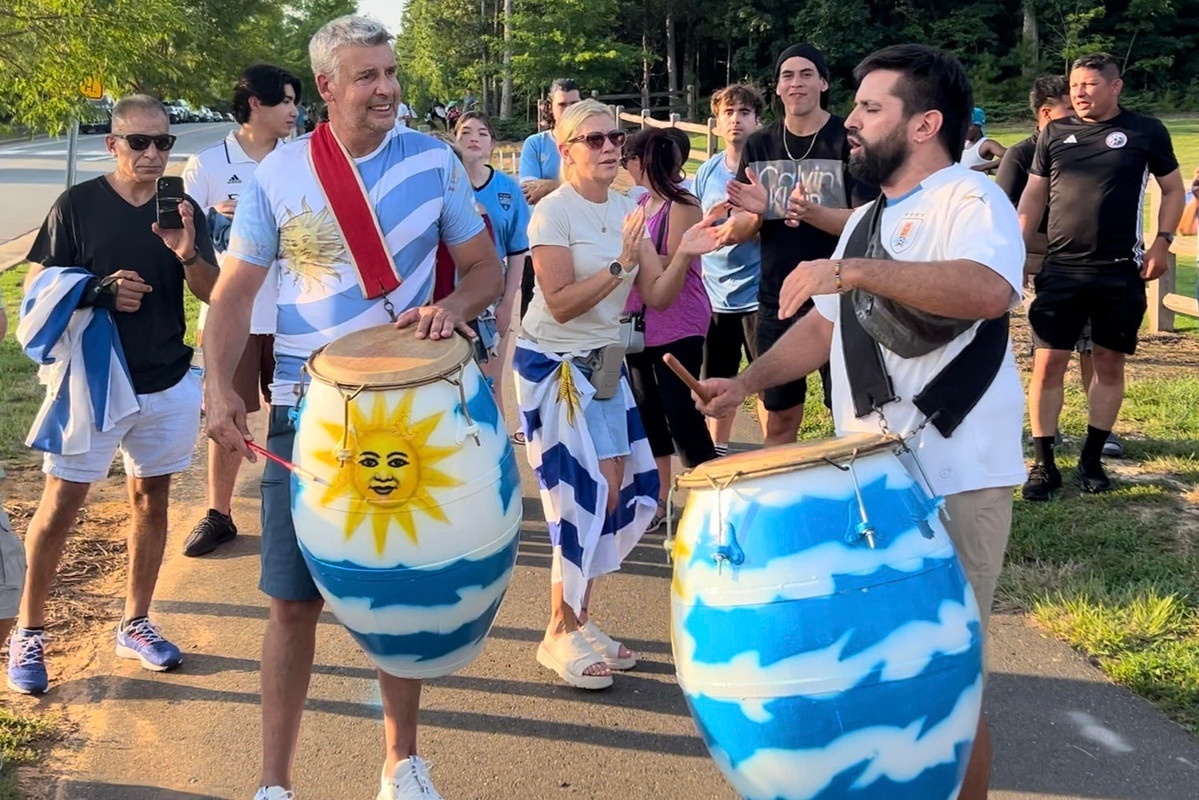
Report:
0,10,1189,800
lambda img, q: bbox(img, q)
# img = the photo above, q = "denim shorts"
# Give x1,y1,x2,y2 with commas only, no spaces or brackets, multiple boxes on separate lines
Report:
0,506,25,619
576,362,631,461
259,406,321,602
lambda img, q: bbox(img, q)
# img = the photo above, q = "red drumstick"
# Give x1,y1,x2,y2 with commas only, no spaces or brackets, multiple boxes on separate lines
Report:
662,353,712,404
247,441,329,486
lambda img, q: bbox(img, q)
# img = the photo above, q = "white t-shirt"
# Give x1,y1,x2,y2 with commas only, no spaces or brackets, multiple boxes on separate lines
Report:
523,184,641,352
812,163,1026,497
182,131,281,335
396,103,414,127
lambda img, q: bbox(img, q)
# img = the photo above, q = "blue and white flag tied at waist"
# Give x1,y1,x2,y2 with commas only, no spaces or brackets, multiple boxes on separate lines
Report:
17,267,138,455
513,340,658,614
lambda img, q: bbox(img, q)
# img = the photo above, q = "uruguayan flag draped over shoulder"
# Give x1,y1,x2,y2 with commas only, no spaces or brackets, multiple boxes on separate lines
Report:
17,267,138,455
513,340,658,614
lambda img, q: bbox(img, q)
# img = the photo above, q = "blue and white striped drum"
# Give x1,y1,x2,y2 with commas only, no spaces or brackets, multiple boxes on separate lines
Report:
670,433,983,800
292,325,522,679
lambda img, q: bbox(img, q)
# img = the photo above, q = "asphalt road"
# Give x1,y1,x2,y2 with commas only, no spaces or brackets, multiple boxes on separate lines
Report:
0,122,236,246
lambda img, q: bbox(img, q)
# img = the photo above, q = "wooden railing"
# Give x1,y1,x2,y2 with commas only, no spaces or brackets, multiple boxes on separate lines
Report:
609,106,719,166
1145,183,1198,332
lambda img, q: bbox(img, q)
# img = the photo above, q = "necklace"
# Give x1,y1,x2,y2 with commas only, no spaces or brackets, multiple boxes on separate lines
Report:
782,116,828,161
577,186,613,233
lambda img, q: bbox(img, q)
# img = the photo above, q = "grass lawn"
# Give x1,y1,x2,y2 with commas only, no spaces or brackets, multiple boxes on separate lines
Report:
0,706,54,800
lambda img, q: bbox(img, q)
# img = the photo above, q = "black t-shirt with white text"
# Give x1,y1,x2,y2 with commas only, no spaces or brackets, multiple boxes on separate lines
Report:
737,117,878,311
26,176,216,394
1031,109,1178,271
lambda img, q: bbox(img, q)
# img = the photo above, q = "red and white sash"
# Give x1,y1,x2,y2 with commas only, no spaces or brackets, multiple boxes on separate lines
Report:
308,122,400,299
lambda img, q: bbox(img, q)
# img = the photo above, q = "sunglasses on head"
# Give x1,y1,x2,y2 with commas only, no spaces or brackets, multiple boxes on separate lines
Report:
620,152,640,167
113,133,177,152
567,130,627,151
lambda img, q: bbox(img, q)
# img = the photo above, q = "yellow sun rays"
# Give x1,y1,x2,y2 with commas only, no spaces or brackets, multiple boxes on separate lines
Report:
312,392,462,555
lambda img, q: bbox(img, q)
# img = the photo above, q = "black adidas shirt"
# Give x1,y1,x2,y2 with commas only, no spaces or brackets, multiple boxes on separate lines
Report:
27,176,216,394
1031,109,1177,271
737,117,878,311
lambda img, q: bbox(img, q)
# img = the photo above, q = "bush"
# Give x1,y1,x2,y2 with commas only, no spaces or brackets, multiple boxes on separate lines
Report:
490,116,537,142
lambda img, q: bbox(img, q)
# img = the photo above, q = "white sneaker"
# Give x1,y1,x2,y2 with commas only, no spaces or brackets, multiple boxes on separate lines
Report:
254,788,294,800
378,755,444,799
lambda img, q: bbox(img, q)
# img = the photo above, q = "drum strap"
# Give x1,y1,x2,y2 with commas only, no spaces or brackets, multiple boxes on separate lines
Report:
309,122,401,300
840,200,1010,438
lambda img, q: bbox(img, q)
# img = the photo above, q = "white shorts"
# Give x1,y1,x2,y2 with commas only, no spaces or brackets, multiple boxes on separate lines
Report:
43,369,203,483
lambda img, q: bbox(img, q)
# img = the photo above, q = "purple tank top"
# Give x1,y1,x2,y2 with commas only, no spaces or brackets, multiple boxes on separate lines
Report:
624,195,711,347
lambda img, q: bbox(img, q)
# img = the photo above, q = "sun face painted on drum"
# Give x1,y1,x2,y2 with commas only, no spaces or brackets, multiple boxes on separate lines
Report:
314,393,462,554
352,434,413,504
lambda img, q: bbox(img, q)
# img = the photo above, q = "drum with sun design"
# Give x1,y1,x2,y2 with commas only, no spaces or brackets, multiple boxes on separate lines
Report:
670,433,983,800
292,325,522,679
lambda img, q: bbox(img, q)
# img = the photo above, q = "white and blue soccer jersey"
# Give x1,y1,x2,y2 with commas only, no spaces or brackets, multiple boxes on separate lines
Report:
693,152,762,313
474,167,531,262
227,124,484,405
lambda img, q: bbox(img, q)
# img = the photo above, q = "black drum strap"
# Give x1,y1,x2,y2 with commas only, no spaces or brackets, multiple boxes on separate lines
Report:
840,201,1010,438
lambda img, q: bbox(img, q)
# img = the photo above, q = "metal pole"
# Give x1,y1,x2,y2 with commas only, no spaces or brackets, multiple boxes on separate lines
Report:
65,118,80,189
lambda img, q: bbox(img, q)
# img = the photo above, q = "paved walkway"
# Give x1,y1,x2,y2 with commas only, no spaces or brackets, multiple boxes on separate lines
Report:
31,383,1199,800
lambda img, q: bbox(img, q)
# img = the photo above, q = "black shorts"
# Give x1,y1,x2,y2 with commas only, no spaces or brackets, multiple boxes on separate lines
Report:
1029,266,1146,355
702,311,759,380
755,303,830,412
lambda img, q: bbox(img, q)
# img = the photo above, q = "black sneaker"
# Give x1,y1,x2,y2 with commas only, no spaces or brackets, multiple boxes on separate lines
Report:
183,509,237,557
1078,460,1113,494
1022,463,1062,501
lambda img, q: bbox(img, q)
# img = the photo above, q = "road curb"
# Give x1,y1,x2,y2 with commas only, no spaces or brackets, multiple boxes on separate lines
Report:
0,161,189,275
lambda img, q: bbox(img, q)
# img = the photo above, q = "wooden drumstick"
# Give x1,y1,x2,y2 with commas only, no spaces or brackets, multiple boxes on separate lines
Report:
662,353,712,404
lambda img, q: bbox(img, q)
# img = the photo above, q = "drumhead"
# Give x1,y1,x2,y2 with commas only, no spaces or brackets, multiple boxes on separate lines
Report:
307,325,472,388
675,432,898,488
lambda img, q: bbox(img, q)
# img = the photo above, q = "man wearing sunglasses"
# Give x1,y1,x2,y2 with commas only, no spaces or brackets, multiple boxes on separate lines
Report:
11,95,218,696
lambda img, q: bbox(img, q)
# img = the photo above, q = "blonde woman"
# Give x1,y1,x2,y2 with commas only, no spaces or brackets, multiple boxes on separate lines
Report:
514,100,719,689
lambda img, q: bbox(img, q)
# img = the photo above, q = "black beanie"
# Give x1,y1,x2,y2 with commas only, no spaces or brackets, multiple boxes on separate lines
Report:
775,43,829,82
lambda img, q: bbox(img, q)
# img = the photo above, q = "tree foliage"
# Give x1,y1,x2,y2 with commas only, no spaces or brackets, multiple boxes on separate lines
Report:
0,0,355,132
396,0,1199,124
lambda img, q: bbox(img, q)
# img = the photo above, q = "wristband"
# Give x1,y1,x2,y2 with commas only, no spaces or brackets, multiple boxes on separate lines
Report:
834,260,844,293
79,275,120,310
179,251,198,266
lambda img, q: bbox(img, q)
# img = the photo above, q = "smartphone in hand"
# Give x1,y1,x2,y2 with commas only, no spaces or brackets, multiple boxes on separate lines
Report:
156,176,185,229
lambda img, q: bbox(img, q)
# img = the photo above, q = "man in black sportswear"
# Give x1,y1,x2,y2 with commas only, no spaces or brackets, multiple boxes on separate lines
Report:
1018,53,1184,499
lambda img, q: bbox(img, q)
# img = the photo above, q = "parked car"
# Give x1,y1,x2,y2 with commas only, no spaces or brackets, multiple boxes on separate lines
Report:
165,101,188,124
79,98,113,134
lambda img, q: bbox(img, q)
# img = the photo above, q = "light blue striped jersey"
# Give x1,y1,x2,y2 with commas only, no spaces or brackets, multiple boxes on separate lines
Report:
227,123,485,406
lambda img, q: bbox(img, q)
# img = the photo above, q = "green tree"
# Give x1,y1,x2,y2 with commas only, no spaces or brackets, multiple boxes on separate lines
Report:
0,0,186,132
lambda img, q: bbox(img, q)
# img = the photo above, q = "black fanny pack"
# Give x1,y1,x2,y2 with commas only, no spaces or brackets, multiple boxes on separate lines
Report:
840,199,1009,438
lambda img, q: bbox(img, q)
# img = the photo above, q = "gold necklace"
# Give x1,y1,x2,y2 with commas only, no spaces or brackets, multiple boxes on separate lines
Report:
577,186,613,233
782,116,828,161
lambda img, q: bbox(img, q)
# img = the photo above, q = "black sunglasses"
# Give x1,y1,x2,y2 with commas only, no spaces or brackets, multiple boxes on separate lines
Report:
567,130,627,151
620,152,641,167
112,133,178,152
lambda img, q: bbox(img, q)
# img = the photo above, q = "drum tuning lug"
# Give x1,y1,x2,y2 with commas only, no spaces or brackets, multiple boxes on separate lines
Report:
857,522,877,549
459,423,481,446
712,523,745,568
335,447,352,465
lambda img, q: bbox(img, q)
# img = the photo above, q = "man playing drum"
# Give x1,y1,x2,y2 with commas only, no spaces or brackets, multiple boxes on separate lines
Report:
203,15,502,800
695,44,1026,800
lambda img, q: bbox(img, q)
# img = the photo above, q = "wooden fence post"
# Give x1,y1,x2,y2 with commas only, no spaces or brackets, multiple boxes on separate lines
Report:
1144,179,1176,333
706,116,717,162
641,108,651,130
686,84,696,121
